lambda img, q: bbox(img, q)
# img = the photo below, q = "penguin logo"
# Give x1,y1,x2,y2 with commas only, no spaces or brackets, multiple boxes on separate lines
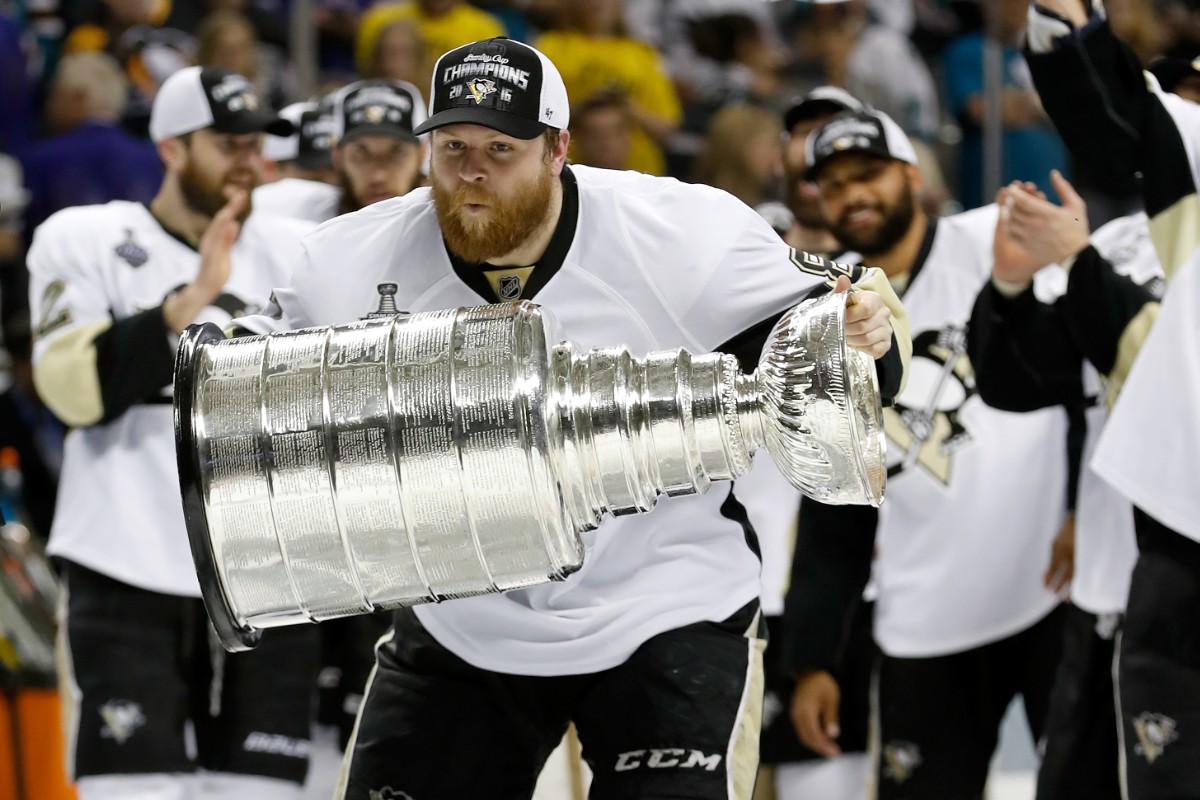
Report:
884,325,976,484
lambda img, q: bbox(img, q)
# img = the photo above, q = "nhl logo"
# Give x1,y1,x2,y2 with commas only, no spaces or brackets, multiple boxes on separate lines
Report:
114,229,149,268
498,274,522,300
467,78,497,104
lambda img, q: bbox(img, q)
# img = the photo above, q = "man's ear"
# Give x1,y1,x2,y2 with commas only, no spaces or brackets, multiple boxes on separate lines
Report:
551,128,570,174
158,137,188,173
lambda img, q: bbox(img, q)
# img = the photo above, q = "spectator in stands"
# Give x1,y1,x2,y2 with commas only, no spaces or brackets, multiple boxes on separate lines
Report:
791,0,939,142
943,0,1069,209
0,310,62,543
0,10,33,155
196,10,297,108
693,103,782,209
20,52,162,239
537,0,680,176
364,17,427,89
570,91,634,171
356,0,505,94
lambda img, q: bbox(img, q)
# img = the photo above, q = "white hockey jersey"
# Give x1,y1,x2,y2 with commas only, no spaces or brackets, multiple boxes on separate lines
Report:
252,177,342,224
870,205,1068,657
1091,91,1200,543
237,164,909,676
1040,212,1159,614
28,201,314,596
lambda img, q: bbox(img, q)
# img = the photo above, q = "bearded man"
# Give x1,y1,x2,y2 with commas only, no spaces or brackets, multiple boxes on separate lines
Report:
783,108,1075,800
234,38,910,800
27,66,319,799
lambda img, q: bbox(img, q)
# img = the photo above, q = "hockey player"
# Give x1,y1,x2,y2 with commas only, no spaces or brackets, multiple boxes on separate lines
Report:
782,108,1072,799
28,66,319,800
234,37,910,800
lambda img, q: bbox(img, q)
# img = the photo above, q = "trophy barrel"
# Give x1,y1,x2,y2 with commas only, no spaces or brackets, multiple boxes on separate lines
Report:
175,303,586,651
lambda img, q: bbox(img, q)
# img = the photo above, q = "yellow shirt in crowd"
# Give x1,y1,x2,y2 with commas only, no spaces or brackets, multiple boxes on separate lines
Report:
535,31,682,176
356,1,506,90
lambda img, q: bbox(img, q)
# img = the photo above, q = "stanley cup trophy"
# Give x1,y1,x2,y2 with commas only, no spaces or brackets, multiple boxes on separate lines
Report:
174,294,885,651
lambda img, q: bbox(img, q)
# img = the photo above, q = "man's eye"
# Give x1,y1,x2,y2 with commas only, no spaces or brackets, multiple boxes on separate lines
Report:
492,143,511,153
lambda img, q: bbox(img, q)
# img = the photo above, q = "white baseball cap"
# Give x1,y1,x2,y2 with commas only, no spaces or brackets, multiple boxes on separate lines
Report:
805,109,919,179
149,66,293,143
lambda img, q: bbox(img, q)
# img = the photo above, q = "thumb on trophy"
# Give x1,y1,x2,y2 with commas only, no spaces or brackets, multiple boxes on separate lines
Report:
833,274,853,296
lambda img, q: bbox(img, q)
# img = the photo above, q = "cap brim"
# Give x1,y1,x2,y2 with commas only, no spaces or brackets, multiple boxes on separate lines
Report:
295,150,333,170
339,124,420,146
413,106,545,140
213,109,295,138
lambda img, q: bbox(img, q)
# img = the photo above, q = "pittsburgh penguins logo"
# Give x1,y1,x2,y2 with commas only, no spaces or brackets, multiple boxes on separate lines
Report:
882,740,922,784
364,104,386,123
884,325,975,484
1133,712,1178,764
467,78,497,104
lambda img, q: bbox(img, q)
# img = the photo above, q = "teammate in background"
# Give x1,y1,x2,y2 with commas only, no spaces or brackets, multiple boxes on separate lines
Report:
331,79,428,216
27,67,318,800
235,37,909,800
779,87,863,254
969,171,1161,800
746,85,879,800
782,108,1072,799
260,100,337,185
256,80,428,225
1017,2,1200,795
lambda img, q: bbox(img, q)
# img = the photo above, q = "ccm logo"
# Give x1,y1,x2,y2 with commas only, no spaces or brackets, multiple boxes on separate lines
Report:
615,749,722,772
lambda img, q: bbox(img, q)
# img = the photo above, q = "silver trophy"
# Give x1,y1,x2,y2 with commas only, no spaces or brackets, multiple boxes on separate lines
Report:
175,294,885,650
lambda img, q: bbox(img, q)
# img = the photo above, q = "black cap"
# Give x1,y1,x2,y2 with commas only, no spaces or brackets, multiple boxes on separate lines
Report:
1149,55,1200,93
783,86,865,133
333,80,427,145
806,109,919,180
150,66,293,142
415,37,570,140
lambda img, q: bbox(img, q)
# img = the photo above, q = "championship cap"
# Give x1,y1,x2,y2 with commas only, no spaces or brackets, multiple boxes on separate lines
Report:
783,86,865,133
149,66,292,143
332,79,427,145
805,109,919,180
414,37,569,140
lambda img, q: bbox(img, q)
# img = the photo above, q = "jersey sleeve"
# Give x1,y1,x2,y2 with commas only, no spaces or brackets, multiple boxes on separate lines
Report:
28,210,174,427
683,212,910,404
227,246,319,337
779,498,878,677
1027,7,1200,279
968,245,1159,413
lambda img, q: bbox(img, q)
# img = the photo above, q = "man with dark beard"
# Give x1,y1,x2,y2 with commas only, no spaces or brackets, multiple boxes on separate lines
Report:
781,108,1073,799
233,37,910,800
780,86,863,255
26,66,319,800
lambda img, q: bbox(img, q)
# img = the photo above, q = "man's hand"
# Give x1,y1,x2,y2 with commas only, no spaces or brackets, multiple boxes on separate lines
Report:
999,171,1091,273
835,274,893,359
791,670,843,757
164,190,247,333
993,181,1050,287
1044,512,1076,597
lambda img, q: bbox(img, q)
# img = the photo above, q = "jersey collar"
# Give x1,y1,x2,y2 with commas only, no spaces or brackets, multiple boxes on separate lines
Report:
445,165,579,303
